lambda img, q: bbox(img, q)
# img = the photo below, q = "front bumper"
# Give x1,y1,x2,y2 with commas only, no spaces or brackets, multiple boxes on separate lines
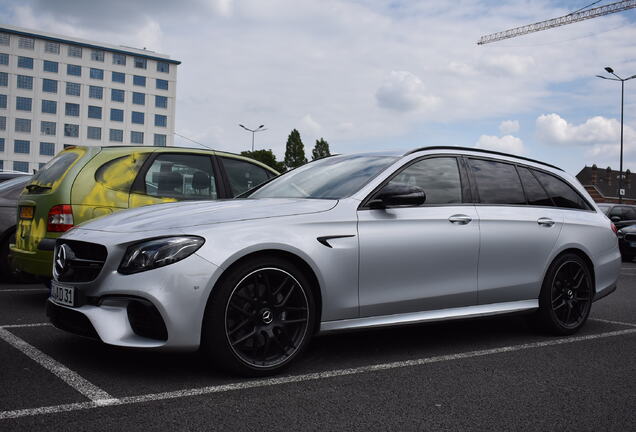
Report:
47,251,222,351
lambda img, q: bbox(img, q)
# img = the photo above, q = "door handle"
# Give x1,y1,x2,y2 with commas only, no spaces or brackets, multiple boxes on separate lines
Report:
448,214,472,225
537,217,555,227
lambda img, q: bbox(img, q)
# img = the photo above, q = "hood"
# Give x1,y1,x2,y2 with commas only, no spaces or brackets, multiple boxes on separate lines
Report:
77,198,338,233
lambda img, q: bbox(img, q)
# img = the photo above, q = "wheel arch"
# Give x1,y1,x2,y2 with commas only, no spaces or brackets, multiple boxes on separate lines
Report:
204,248,323,335
547,247,596,293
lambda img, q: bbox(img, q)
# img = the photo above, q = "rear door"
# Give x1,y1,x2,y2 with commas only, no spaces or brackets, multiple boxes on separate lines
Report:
468,159,563,304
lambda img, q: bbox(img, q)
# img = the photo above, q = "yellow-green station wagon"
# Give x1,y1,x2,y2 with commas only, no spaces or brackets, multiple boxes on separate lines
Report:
12,145,278,279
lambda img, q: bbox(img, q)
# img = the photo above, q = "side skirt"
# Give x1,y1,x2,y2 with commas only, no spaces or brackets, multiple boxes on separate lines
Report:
319,300,538,334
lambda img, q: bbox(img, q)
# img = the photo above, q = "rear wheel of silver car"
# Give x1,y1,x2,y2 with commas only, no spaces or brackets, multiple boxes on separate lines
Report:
202,256,316,376
537,253,593,335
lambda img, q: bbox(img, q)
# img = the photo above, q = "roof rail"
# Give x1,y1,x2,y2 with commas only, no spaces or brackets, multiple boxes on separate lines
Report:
405,146,563,171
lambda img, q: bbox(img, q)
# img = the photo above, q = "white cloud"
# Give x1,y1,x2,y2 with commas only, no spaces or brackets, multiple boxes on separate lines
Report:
481,54,535,76
499,120,520,135
535,113,633,146
299,114,322,137
375,71,439,113
475,135,524,155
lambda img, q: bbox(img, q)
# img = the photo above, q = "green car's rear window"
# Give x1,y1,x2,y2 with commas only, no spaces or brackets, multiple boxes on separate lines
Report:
30,151,80,185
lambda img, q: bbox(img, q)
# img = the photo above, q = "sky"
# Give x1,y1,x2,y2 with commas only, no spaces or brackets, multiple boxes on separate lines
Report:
2,0,635,175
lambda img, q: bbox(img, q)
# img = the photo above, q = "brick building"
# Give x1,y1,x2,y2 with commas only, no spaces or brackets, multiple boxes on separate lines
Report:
575,165,636,204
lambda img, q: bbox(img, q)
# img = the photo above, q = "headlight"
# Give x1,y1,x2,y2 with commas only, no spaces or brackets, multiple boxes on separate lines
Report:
617,230,624,239
118,236,205,274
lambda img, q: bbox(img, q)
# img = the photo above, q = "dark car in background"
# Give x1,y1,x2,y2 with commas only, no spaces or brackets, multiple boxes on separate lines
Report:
0,171,30,183
598,203,636,229
618,225,636,262
0,175,32,280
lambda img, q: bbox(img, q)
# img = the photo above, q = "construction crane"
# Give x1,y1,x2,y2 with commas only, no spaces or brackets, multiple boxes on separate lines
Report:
477,0,636,45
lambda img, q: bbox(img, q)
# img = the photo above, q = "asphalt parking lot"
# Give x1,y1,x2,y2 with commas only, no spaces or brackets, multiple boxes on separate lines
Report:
0,264,635,431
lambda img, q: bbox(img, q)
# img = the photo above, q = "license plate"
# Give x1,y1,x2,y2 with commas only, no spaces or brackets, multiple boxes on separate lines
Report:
50,281,75,307
19,206,34,220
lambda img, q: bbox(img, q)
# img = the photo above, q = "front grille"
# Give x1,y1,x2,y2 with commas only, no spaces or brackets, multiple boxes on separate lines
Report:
127,299,168,341
55,240,107,283
625,233,636,242
47,301,99,340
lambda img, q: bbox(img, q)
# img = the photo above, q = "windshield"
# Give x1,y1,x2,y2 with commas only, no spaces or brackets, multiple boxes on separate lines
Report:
248,155,398,199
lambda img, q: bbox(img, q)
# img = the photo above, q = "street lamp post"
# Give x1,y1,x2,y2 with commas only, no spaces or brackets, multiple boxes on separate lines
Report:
596,67,636,204
239,124,267,152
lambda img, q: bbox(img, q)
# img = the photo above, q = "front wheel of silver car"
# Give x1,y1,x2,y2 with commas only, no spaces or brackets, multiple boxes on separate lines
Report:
202,257,316,376
536,253,593,335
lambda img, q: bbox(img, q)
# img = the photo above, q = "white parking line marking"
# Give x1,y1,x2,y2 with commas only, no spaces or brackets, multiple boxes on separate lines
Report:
591,318,636,328
1,326,635,420
0,323,50,329
0,328,118,407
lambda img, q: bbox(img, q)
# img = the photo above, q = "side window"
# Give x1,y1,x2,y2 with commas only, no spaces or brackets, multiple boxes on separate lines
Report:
517,166,552,206
620,206,636,220
387,157,461,205
469,159,525,205
95,153,148,192
532,170,590,210
143,154,217,199
221,157,272,196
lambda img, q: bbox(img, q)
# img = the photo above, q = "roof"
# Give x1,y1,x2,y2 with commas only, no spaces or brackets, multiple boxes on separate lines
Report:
405,146,563,171
0,24,181,65
576,166,636,200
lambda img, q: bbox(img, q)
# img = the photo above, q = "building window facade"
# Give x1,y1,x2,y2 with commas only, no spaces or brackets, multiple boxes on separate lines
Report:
112,71,125,83
0,53,8,65
110,108,123,122
157,62,169,73
65,103,80,117
66,82,81,96
42,100,57,114
18,37,35,50
0,72,6,87
13,161,29,172
155,95,167,108
155,114,167,127
43,60,58,73
133,75,146,86
67,64,81,76
112,53,126,65
87,105,102,119
111,88,124,102
134,57,147,69
68,45,82,58
88,68,103,80
154,134,167,146
89,85,103,99
0,94,6,109
14,139,30,154
16,96,32,111
17,75,33,90
87,126,101,140
131,111,144,124
18,56,34,69
109,128,123,142
45,41,60,54
41,121,56,136
0,116,5,130
42,78,57,93
91,50,105,62
64,123,79,137
15,118,31,133
40,142,55,156
131,131,144,144
0,33,9,46
132,92,145,105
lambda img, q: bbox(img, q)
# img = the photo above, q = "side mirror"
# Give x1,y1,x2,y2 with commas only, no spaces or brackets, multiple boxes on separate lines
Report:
368,183,426,209
611,216,621,223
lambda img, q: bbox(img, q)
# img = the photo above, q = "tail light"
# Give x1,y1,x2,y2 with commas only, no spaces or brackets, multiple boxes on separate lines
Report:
47,205,74,232
611,223,618,235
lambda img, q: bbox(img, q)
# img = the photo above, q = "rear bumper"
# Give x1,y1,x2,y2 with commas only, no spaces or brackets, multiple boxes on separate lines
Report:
11,246,53,278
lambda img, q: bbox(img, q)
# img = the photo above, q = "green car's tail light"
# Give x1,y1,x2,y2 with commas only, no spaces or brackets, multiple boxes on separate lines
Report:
118,236,205,275
47,204,74,232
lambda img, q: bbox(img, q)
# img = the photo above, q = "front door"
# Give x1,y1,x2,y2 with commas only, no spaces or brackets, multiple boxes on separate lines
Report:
357,156,479,317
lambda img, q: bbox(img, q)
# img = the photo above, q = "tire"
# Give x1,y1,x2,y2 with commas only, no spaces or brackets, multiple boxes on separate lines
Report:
536,253,593,335
0,230,17,283
202,256,316,376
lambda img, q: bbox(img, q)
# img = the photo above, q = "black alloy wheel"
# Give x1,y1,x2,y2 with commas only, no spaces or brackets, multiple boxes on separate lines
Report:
202,257,315,376
225,268,310,368
537,253,593,335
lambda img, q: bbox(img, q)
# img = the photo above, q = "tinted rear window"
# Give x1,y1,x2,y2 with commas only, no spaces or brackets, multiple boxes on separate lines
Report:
469,159,525,205
517,166,553,206
532,170,591,210
30,151,82,186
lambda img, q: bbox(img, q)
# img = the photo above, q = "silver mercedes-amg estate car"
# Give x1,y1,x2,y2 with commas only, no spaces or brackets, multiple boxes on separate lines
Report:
47,147,621,375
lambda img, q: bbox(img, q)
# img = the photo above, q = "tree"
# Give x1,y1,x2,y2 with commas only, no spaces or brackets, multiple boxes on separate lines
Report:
311,138,331,160
284,129,307,169
240,149,285,173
